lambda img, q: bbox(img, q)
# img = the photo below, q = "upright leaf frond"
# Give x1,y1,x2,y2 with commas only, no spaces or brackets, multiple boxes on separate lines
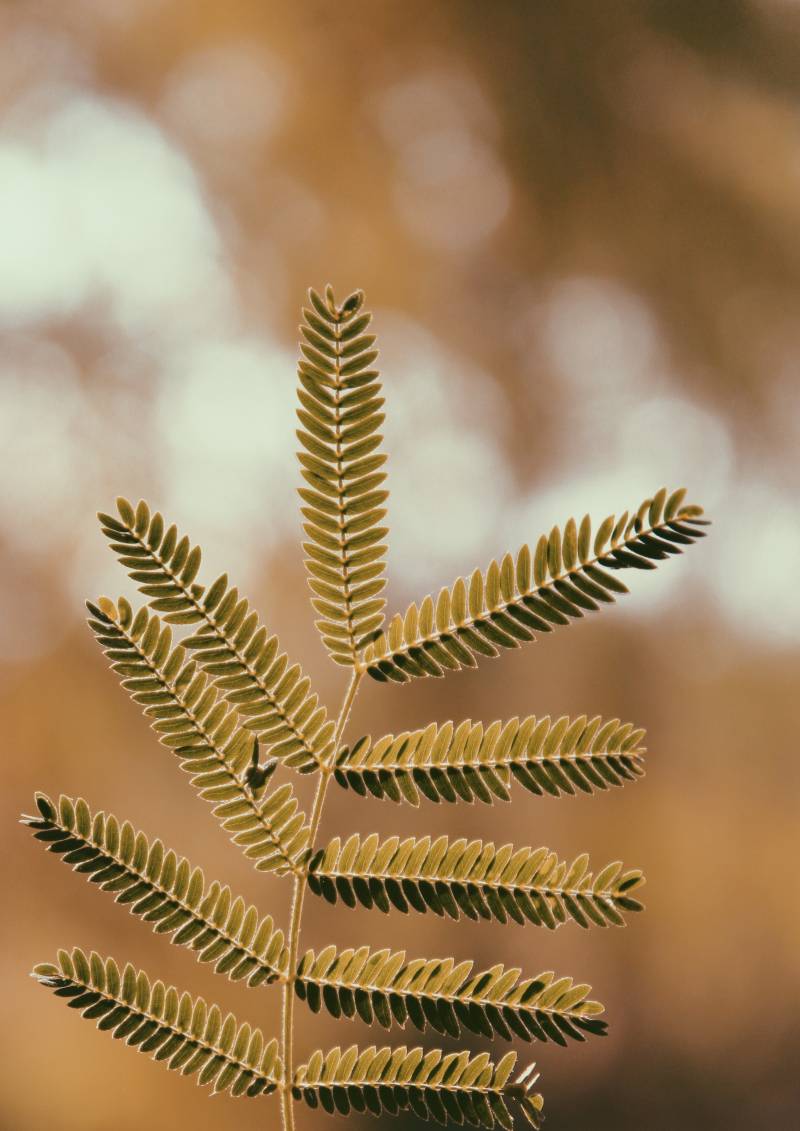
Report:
297,286,388,667
309,834,644,928
88,598,311,874
24,793,287,985
336,713,646,805
27,288,711,1129
296,945,605,1046
33,948,282,1097
360,487,708,682
293,1045,542,1128
98,500,334,771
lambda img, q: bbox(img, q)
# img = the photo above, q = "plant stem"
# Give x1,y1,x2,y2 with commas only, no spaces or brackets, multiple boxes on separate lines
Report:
279,669,363,1130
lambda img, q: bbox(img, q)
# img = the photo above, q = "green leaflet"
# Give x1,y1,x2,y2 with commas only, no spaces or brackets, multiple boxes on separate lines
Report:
297,287,388,667
296,945,606,1046
308,834,644,928
293,1045,542,1129
98,499,333,771
32,948,281,1097
87,598,311,874
24,793,287,985
360,487,708,682
335,714,646,805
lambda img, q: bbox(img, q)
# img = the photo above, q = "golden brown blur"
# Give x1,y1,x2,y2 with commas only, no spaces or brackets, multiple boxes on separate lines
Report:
2,1,799,1129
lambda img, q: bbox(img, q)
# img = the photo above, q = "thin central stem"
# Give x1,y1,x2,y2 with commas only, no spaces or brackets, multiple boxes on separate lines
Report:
279,668,362,1130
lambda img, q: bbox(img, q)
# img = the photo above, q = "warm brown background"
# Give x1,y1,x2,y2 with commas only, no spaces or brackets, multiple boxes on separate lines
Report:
1,2,798,1130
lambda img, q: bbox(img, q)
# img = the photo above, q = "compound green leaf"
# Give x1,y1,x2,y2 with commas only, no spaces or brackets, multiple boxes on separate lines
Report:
24,793,287,985
33,947,282,1097
295,945,605,1045
98,503,333,771
88,599,311,873
308,834,644,928
297,287,388,667
293,1044,542,1128
360,489,708,682
335,714,646,805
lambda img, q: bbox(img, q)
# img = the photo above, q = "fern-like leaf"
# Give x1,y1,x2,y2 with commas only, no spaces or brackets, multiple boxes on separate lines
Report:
308,834,644,928
87,597,311,873
297,286,388,666
296,945,605,1046
293,1045,542,1128
23,793,287,985
360,487,708,681
33,947,282,1097
98,499,334,770
336,713,645,805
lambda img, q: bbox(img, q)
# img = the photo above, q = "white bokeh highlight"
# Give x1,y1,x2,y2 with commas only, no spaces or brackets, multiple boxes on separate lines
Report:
155,337,298,583
374,72,512,250
160,43,288,150
0,338,92,552
379,313,513,594
0,92,233,337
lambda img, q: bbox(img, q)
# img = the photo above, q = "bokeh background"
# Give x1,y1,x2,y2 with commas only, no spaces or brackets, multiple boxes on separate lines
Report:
1,2,798,1129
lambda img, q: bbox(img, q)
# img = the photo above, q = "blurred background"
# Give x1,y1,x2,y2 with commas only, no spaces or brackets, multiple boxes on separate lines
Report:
1,1,798,1128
